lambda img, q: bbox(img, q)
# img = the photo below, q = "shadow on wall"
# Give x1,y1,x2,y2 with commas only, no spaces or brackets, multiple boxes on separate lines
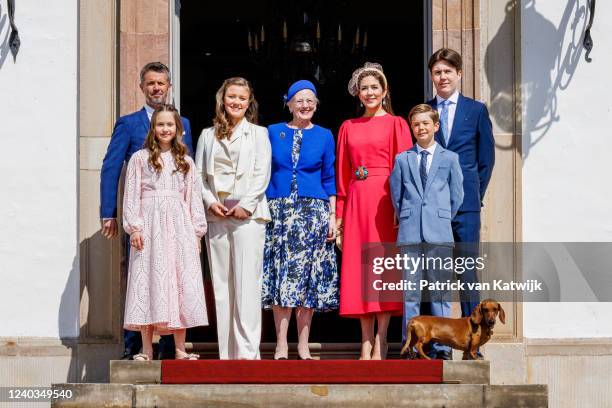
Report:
0,3,11,68
59,232,123,383
485,0,588,160
58,254,80,383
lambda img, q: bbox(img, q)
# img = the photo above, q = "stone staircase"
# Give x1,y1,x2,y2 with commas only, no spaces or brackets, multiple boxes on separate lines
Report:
50,343,548,407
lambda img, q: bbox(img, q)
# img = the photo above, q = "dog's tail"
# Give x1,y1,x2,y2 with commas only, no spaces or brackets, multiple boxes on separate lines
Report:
400,321,413,356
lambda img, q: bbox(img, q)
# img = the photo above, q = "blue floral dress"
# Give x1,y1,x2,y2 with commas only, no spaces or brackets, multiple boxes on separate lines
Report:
262,128,339,311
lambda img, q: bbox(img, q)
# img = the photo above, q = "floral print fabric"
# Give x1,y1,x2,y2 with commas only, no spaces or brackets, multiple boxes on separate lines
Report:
262,129,339,311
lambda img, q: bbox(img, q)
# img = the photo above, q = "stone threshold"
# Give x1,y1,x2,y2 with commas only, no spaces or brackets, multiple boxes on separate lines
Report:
50,383,548,408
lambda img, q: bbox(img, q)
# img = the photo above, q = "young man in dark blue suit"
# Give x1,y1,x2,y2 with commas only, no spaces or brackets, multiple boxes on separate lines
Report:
426,48,495,321
99,62,194,359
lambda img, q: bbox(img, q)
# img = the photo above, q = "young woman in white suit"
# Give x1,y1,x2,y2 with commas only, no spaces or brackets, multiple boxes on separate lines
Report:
195,77,271,359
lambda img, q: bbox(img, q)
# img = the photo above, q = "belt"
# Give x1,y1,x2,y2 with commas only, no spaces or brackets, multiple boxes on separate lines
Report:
141,190,183,199
351,166,390,180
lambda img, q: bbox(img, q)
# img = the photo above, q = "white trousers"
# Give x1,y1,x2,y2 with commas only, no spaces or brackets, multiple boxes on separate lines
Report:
206,219,266,359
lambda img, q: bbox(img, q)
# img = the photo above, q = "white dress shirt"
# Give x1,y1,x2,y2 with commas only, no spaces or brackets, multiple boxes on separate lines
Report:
144,104,155,121
415,142,438,173
435,90,459,139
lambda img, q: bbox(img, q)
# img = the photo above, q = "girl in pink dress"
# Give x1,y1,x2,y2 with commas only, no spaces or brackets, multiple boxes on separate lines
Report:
123,104,208,361
336,63,413,360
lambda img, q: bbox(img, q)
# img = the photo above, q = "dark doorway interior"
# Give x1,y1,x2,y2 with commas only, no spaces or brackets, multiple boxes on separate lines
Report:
181,1,426,344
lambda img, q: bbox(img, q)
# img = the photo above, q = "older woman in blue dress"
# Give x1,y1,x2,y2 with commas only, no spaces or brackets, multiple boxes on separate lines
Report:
263,80,339,360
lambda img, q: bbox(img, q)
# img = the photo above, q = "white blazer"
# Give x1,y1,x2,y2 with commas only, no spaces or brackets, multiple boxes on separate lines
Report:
194,118,272,222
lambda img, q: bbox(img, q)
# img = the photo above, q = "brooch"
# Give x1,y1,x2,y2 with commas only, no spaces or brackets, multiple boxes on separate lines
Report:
355,166,368,180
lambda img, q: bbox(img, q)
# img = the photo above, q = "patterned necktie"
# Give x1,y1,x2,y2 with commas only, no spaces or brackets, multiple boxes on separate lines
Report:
440,99,450,145
419,150,430,191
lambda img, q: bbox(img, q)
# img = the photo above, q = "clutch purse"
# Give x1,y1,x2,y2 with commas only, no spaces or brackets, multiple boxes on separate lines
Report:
223,198,240,210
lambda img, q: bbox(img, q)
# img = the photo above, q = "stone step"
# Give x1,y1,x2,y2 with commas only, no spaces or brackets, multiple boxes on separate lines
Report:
186,342,480,360
109,360,490,385
187,341,398,359
50,383,548,408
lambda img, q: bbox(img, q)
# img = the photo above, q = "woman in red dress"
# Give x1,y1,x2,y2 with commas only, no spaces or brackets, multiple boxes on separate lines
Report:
336,62,413,359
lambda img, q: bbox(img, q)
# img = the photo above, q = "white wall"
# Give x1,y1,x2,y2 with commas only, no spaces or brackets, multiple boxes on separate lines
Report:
522,0,612,337
0,0,79,338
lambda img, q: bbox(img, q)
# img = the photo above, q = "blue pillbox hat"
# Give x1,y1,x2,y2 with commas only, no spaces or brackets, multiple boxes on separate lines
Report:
284,80,317,103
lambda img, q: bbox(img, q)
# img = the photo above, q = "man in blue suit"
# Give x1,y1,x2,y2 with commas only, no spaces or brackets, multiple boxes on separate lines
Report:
427,48,495,320
100,62,193,359
391,104,464,359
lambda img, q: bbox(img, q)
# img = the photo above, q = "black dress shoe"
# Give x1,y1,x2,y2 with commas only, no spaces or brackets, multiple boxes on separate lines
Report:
427,350,452,360
436,351,452,360
121,349,137,360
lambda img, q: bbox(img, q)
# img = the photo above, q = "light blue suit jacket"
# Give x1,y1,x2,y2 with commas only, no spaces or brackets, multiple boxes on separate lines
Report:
390,144,464,245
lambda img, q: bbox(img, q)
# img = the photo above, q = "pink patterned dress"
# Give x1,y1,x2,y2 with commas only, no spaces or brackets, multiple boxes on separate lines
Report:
123,149,208,333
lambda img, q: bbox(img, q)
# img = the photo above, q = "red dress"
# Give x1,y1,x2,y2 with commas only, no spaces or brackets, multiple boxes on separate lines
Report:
336,114,413,317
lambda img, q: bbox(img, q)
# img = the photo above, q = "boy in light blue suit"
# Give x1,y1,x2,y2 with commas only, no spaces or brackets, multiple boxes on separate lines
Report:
390,104,464,359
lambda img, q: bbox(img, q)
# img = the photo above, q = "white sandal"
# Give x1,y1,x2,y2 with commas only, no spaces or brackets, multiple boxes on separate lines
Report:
175,352,199,360
132,353,151,361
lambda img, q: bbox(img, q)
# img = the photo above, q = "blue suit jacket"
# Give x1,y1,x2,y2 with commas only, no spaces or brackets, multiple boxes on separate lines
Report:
427,94,494,212
265,123,336,200
99,108,193,218
390,144,464,245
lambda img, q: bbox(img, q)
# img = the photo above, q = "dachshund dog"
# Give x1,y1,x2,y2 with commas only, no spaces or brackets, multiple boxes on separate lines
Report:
400,299,505,360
